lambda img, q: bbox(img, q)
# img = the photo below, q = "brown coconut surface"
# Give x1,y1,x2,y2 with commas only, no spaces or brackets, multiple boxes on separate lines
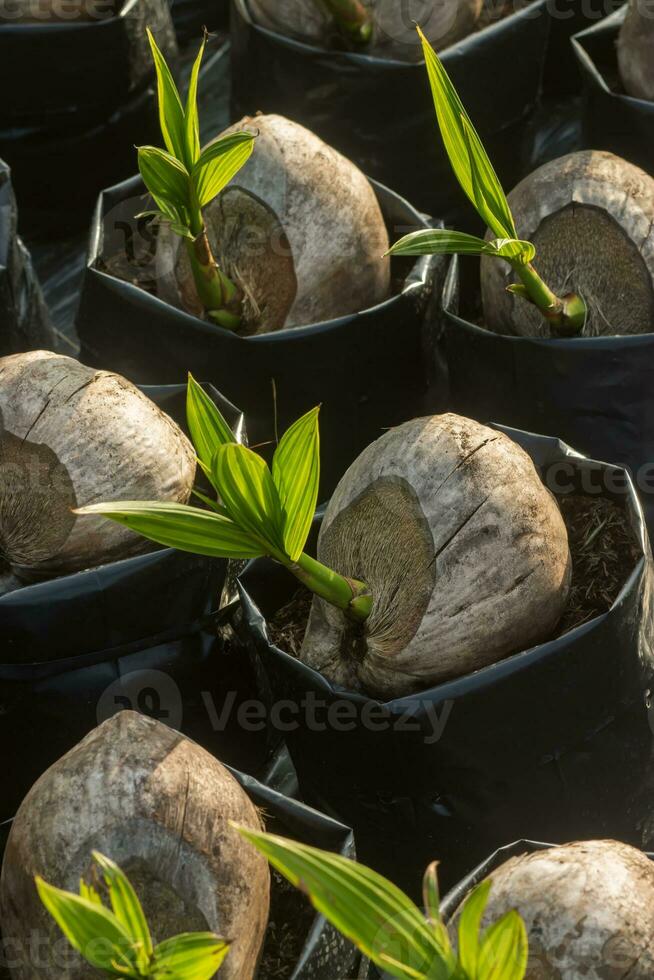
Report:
269,493,640,669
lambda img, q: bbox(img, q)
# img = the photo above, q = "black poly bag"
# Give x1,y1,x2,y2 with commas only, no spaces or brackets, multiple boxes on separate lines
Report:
438,255,654,539
76,174,447,498
233,427,654,897
0,384,276,823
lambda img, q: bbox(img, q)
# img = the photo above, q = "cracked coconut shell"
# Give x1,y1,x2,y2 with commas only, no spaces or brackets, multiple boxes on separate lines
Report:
0,711,270,980
155,114,390,333
301,414,571,699
248,0,483,60
455,840,654,979
0,350,195,581
480,150,654,338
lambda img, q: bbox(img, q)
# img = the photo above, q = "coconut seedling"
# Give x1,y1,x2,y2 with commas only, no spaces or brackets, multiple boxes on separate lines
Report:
0,711,270,980
389,29,654,338
37,852,229,979
237,825,529,980
617,0,654,101
248,0,484,60
140,31,390,333
451,840,654,979
78,375,571,699
0,350,196,584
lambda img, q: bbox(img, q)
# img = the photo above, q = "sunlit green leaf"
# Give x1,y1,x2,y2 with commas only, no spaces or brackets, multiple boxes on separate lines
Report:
92,852,153,971
457,880,491,976
152,933,230,980
235,826,454,980
75,501,265,560
212,444,286,559
417,26,516,240
478,910,528,980
186,374,236,472
192,132,255,209
137,146,190,225
147,28,187,166
388,229,534,263
272,407,320,562
79,878,103,907
184,34,206,168
36,877,138,976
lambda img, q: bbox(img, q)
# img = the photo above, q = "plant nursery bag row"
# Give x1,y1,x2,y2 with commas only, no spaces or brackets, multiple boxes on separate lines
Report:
0,385,282,824
438,256,654,538
233,426,654,898
229,0,554,225
76,175,447,499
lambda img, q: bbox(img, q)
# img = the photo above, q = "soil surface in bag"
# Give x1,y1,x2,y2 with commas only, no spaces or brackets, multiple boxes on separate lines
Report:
573,8,654,176
0,384,281,824
0,765,364,980
230,0,551,225
234,427,654,899
76,175,447,499
438,255,654,541
0,159,55,353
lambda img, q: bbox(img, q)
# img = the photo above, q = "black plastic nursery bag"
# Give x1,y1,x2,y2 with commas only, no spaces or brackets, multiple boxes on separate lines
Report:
229,0,550,225
234,426,654,898
0,385,278,823
0,159,54,353
573,8,654,176
76,174,447,498
439,256,654,538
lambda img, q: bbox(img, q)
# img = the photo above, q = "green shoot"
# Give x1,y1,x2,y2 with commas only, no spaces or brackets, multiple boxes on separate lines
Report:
387,27,587,338
36,851,229,979
76,376,373,623
235,825,529,980
322,0,373,46
137,30,256,331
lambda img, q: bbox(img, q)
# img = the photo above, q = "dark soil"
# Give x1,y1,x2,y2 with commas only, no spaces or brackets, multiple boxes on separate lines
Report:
269,493,640,659
259,868,316,979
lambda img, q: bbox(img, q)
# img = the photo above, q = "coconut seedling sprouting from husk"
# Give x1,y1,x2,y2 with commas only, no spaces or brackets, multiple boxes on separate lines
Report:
0,711,270,980
389,28,593,338
248,0,484,60
617,0,654,102
0,350,195,583
139,31,390,334
453,840,654,979
79,378,571,700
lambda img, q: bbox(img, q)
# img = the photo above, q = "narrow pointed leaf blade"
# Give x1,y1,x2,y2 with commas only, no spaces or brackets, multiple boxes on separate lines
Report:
192,132,255,209
187,374,237,470
418,26,515,240
212,444,286,557
272,407,320,562
152,933,230,980
235,826,454,980
460,113,518,242
478,909,529,980
457,880,492,975
92,853,153,968
388,228,488,257
36,878,138,974
75,501,265,560
184,34,206,167
147,28,186,164
137,146,190,223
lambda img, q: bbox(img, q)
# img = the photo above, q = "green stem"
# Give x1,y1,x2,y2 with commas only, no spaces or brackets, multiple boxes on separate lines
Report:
185,230,242,331
322,0,373,45
512,261,587,337
290,552,373,623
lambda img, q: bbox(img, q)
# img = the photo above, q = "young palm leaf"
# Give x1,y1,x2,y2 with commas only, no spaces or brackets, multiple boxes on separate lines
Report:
37,851,229,979
76,381,373,623
138,30,256,331
234,825,528,980
387,27,587,337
